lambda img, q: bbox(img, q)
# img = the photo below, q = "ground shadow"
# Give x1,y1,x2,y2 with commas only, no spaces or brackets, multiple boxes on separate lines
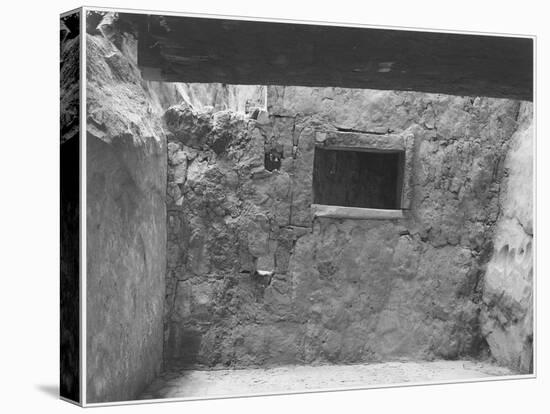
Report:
35,384,59,399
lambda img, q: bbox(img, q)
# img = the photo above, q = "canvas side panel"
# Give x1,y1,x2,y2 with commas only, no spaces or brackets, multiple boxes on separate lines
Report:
60,10,81,404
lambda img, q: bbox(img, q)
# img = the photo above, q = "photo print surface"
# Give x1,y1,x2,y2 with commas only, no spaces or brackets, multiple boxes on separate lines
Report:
60,7,534,406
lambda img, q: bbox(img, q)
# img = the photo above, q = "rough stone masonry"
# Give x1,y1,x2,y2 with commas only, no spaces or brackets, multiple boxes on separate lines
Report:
164,85,533,372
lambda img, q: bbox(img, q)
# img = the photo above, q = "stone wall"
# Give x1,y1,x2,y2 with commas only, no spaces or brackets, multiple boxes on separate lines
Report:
84,11,271,401
85,13,169,403
480,102,533,373
164,85,530,369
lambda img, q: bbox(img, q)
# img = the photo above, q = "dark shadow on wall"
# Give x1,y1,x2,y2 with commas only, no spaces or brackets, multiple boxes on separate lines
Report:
166,327,203,368
313,147,404,209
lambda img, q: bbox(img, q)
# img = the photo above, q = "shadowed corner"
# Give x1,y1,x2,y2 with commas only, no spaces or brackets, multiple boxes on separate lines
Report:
35,384,59,399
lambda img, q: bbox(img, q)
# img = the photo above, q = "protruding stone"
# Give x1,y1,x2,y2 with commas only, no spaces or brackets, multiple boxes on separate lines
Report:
255,110,270,125
251,166,272,179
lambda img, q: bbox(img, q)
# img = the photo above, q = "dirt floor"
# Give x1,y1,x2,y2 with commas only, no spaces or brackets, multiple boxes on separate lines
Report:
139,360,514,400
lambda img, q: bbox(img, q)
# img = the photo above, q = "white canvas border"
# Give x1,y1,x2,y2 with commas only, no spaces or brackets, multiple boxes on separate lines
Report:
80,6,87,407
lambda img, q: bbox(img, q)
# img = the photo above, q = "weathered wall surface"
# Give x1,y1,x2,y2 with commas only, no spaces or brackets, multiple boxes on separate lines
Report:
144,82,265,115
164,85,529,369
84,11,271,402
481,102,533,373
85,13,169,403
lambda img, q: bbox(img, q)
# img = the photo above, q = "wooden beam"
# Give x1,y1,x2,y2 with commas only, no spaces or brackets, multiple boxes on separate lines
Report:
128,13,533,101
311,204,405,220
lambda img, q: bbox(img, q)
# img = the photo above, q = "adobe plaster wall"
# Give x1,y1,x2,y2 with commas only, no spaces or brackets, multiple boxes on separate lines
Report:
480,102,533,373
85,13,168,403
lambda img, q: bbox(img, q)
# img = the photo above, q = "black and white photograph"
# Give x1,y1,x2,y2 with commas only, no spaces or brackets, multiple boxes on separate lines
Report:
4,1,547,413
57,5,538,406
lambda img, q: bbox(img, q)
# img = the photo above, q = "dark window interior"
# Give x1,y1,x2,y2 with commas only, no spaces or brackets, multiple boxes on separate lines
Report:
313,147,405,209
